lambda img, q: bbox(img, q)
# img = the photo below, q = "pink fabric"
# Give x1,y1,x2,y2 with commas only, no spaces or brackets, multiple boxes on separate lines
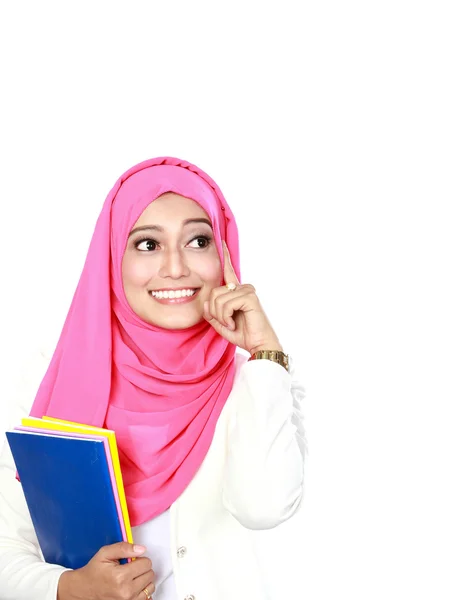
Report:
28,157,241,526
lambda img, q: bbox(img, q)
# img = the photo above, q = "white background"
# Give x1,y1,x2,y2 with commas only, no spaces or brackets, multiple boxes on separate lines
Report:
0,1,467,598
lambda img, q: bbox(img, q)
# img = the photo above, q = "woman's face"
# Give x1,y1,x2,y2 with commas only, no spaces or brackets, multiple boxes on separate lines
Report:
122,192,222,329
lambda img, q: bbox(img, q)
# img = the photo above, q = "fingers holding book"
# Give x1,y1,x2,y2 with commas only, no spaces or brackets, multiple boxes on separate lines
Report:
58,542,156,599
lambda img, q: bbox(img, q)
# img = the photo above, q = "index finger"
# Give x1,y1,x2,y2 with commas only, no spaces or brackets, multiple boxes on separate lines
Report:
223,240,240,286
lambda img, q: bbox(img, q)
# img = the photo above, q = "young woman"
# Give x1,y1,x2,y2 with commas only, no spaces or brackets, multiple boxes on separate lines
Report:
0,156,307,600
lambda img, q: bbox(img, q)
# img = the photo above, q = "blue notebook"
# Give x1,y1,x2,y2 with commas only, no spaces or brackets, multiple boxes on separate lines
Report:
6,431,124,569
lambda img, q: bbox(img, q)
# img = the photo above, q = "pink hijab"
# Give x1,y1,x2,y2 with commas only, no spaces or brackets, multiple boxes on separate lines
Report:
28,157,241,526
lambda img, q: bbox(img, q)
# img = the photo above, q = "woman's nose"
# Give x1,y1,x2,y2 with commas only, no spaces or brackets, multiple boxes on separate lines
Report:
158,248,190,279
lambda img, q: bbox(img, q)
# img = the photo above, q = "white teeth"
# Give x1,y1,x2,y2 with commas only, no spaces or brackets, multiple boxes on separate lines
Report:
151,289,197,300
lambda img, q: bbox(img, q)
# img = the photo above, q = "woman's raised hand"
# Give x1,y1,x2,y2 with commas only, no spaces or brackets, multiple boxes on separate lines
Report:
57,542,155,600
203,241,283,354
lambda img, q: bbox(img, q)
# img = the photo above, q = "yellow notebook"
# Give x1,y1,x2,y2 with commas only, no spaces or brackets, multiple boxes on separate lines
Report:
20,416,133,545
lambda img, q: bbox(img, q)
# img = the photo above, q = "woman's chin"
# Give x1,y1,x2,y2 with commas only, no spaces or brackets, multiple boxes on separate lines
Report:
144,311,204,330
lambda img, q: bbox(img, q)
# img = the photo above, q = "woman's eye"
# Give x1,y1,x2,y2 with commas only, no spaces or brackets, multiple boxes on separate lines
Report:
188,236,211,249
134,236,211,252
135,239,158,251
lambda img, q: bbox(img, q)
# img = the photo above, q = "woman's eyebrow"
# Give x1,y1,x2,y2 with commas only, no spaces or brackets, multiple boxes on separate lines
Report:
129,218,212,237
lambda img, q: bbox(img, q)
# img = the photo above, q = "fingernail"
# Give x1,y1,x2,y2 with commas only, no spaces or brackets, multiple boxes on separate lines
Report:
133,545,146,554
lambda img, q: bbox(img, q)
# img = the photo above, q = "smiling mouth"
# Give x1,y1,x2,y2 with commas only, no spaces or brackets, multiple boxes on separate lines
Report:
148,288,201,304
150,288,200,299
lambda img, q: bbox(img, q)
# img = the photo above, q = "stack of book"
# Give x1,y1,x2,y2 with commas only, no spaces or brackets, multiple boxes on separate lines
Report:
6,416,133,569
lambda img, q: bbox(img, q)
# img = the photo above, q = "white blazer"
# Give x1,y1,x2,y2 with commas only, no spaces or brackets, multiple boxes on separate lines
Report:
0,347,307,600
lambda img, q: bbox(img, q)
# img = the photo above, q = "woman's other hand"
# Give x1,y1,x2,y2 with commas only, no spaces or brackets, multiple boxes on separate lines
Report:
57,542,155,600
203,241,283,354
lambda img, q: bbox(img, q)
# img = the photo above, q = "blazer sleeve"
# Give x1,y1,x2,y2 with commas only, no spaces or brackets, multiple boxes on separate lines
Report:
222,353,308,530
0,348,71,600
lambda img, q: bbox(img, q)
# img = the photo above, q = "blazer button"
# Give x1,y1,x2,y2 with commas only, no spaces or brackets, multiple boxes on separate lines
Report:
177,546,187,558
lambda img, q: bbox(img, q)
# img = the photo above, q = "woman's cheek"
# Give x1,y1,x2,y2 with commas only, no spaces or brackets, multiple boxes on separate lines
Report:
122,255,155,288
195,253,222,286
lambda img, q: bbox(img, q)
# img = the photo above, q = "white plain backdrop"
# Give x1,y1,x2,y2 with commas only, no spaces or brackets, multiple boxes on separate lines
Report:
0,1,467,599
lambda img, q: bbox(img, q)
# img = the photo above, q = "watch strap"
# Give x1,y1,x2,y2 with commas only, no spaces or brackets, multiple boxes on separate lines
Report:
248,350,290,372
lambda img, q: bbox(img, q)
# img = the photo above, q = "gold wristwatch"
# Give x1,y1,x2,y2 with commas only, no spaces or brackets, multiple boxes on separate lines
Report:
248,350,290,373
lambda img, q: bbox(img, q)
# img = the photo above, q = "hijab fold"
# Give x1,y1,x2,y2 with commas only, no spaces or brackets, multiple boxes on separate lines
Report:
28,157,241,526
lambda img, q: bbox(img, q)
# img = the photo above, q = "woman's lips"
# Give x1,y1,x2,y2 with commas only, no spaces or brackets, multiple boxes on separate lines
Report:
149,289,200,305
